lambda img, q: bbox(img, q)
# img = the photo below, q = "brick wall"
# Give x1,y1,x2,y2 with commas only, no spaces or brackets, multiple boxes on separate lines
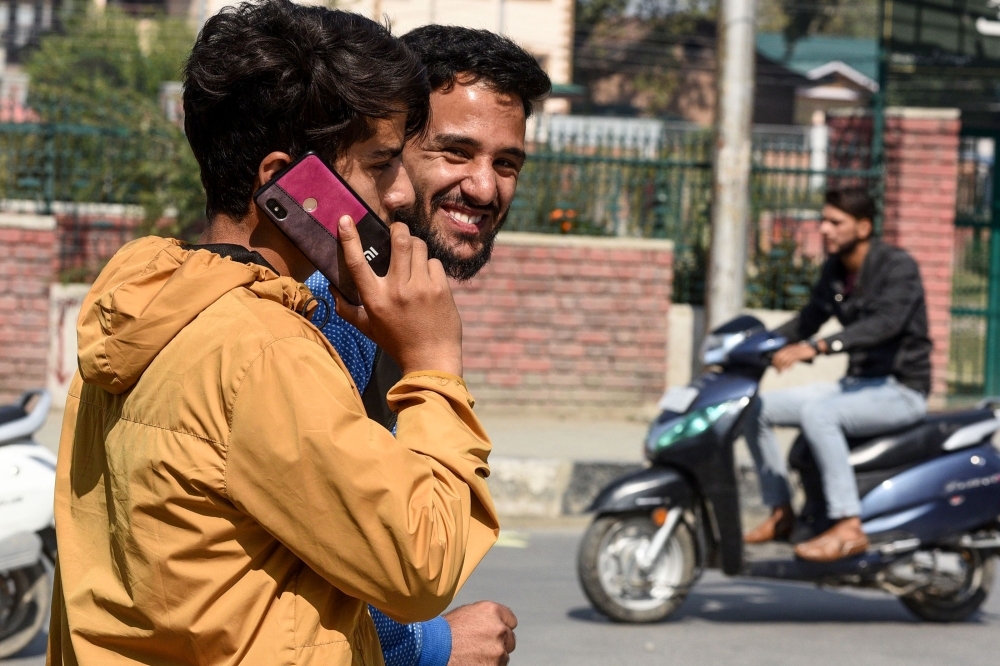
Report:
452,232,674,413
1,200,144,282
0,213,57,402
881,109,960,398
56,209,141,282
828,108,961,399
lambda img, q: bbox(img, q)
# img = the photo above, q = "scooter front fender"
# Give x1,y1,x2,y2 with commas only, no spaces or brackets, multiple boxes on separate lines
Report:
587,466,695,514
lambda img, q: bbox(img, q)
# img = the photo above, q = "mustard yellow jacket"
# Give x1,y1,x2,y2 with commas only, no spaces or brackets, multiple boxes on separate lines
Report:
47,237,498,666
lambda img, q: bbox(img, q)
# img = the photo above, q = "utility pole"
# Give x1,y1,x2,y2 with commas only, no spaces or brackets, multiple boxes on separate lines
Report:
706,0,756,328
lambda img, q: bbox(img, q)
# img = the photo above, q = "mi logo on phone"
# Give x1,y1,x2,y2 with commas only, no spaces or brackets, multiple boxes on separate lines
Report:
364,247,379,262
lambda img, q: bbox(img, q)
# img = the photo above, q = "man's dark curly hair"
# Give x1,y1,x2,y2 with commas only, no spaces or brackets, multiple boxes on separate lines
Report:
825,187,876,223
400,25,551,119
184,0,429,220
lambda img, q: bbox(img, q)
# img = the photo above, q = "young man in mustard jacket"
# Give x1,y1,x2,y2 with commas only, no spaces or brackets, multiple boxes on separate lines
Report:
47,2,498,664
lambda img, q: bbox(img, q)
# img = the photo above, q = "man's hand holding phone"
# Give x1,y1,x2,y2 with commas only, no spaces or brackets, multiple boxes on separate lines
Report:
332,215,463,378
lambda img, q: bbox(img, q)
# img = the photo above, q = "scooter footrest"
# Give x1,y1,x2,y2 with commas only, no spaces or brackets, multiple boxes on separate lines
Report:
743,542,796,561
742,550,884,581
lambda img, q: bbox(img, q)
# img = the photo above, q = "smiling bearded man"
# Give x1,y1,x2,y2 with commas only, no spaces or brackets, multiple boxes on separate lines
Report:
302,25,550,666
394,25,551,281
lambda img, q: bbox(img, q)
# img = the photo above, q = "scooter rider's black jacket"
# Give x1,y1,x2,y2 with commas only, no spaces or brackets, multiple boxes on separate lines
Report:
775,239,933,396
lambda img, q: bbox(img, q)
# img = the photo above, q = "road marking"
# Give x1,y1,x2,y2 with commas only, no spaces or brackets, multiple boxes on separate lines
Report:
495,531,530,548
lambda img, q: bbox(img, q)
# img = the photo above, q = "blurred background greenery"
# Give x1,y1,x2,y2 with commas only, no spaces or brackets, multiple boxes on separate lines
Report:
17,6,204,238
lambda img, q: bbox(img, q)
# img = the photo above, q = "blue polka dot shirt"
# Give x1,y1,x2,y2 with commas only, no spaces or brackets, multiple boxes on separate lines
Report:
305,272,453,666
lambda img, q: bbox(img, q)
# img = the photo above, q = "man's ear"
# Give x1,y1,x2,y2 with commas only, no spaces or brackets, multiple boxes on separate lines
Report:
256,152,292,189
858,217,874,241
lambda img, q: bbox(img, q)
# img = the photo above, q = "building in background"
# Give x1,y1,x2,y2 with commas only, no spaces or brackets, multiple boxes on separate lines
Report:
154,0,575,113
574,19,810,126
2,0,64,64
756,33,879,125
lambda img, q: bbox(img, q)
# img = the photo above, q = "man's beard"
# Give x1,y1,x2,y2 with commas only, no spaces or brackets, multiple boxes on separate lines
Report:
833,234,862,259
396,191,507,282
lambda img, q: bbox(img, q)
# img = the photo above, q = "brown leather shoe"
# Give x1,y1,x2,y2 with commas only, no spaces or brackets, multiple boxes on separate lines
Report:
794,517,869,562
744,505,794,544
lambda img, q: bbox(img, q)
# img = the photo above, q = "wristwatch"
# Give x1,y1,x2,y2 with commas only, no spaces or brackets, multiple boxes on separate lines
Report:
807,339,822,354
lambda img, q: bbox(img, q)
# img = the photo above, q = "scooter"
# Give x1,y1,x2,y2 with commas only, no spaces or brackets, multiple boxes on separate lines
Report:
578,316,1000,623
0,389,56,657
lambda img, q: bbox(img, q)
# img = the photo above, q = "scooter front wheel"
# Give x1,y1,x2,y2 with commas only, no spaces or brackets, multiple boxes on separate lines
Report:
900,550,995,622
0,562,50,658
577,513,696,623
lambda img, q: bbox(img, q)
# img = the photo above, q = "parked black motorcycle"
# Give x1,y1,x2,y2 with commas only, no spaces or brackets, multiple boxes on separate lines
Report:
578,315,1000,623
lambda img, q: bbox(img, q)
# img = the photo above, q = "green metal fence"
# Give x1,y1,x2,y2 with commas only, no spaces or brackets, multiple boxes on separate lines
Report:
950,132,1000,398
508,122,714,303
1,112,881,308
507,117,881,307
0,117,155,211
0,99,201,284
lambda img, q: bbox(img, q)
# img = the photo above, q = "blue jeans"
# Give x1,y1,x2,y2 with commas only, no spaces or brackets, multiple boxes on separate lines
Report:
744,377,927,519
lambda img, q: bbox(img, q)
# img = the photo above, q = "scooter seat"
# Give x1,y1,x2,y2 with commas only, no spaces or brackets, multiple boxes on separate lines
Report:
847,408,995,473
0,404,28,427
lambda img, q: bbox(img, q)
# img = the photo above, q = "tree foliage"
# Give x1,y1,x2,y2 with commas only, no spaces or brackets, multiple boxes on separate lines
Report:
21,7,204,238
574,0,715,117
757,0,879,54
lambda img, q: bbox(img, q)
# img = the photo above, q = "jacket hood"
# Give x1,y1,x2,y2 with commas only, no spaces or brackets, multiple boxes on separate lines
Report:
77,237,315,395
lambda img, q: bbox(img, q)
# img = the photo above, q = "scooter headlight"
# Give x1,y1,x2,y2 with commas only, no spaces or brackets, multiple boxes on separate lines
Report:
653,400,741,450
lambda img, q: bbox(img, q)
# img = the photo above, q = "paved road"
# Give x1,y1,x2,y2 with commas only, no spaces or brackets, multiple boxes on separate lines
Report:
451,528,1000,666
8,527,1000,665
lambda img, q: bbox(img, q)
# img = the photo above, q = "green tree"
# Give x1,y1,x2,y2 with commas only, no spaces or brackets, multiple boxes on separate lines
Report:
574,0,714,117
21,7,204,237
757,0,879,53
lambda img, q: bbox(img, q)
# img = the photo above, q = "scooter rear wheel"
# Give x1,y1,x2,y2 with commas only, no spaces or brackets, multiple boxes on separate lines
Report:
0,562,50,658
900,550,995,623
578,513,696,623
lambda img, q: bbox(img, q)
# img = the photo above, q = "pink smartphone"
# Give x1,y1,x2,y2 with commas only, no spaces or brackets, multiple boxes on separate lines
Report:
254,151,391,306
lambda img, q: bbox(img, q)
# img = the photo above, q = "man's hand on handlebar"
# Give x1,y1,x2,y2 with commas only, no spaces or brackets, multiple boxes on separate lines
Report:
772,342,818,372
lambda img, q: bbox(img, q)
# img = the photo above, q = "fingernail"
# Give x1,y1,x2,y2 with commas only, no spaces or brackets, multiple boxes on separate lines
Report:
339,216,351,231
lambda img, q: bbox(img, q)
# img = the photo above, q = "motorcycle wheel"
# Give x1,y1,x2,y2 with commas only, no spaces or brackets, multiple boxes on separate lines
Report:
900,550,996,623
578,513,696,623
0,563,50,658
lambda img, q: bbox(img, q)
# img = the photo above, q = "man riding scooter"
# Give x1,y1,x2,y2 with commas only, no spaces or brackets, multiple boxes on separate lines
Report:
743,187,933,562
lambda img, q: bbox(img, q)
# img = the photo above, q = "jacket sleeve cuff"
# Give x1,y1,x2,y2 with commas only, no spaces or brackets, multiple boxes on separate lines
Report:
820,334,846,354
400,370,468,389
416,616,452,666
390,371,476,410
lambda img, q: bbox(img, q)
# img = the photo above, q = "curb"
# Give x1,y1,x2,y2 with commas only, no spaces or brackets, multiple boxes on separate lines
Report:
487,457,640,518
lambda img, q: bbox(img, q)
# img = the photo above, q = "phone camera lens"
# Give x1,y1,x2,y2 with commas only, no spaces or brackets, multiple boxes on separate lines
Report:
266,198,287,220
